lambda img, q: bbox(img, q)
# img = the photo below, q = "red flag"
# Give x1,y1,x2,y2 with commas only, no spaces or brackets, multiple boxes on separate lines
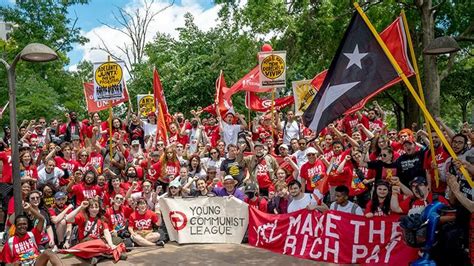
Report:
215,71,234,118
245,91,294,112
223,66,273,101
202,103,217,116
310,70,328,90
344,16,415,114
153,68,171,144
83,82,129,113
59,239,126,262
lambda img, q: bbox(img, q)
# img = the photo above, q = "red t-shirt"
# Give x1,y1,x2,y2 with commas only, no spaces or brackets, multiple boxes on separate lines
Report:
74,212,108,241
1,228,42,263
342,114,369,138
255,159,274,191
423,146,450,194
245,197,268,212
70,183,103,205
368,119,384,132
327,150,351,187
156,160,180,183
77,160,90,174
300,160,327,192
364,201,391,217
0,150,12,184
55,156,79,186
399,193,450,214
103,188,126,207
168,133,189,146
105,205,133,232
129,210,159,231
21,165,38,180
205,125,220,147
89,151,104,174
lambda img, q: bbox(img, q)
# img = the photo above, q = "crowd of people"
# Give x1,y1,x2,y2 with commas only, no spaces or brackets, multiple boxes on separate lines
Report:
0,101,472,265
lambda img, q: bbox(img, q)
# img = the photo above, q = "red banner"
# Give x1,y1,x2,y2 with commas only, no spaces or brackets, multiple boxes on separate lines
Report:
223,66,273,101
215,71,234,118
153,68,172,143
249,209,418,265
245,91,294,112
83,82,129,113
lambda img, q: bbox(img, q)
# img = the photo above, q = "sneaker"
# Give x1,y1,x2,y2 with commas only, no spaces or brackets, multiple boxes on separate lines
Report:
155,240,165,247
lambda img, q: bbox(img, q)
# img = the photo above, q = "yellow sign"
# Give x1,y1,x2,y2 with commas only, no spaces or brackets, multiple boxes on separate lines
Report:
137,95,155,117
292,80,316,116
261,55,285,79
258,51,286,88
95,62,123,87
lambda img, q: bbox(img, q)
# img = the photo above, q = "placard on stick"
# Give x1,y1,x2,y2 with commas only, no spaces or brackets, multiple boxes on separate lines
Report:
93,61,126,101
258,51,287,88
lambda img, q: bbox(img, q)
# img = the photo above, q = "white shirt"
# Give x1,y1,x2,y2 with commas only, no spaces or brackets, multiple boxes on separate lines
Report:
143,121,157,137
288,193,317,213
330,201,363,215
293,149,308,168
281,120,300,145
221,121,241,148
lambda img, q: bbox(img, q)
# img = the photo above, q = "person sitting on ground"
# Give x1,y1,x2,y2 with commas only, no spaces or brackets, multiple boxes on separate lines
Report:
330,185,364,215
48,192,74,248
244,183,268,212
0,202,62,265
211,175,245,201
287,180,328,213
128,197,164,247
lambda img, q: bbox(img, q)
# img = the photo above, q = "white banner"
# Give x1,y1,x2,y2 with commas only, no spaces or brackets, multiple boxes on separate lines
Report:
93,61,126,101
159,197,248,244
258,51,287,88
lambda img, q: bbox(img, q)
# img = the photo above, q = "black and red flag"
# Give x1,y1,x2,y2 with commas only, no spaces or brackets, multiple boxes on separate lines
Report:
303,12,399,133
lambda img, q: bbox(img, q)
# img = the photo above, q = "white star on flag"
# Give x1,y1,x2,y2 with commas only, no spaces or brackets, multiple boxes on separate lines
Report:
343,45,368,69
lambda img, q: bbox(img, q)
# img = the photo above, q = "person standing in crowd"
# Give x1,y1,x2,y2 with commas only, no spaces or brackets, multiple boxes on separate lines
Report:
219,112,247,148
364,180,392,218
329,185,363,215
268,182,290,214
278,111,301,145
241,142,279,197
220,144,244,187
287,180,328,213
299,147,326,194
244,183,268,212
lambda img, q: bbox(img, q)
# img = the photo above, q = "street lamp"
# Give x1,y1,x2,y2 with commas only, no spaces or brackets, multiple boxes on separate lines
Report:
423,36,461,55
0,43,58,217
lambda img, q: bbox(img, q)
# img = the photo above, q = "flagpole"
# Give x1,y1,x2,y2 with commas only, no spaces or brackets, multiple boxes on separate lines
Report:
354,2,473,188
271,89,275,140
215,70,223,121
107,55,114,159
401,10,440,188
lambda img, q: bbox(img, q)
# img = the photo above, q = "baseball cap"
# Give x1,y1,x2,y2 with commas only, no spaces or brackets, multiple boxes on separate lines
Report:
279,144,289,150
254,141,264,148
151,151,160,156
223,175,235,182
131,140,140,146
169,178,182,188
54,191,67,200
244,183,258,192
306,147,317,155
409,176,427,187
71,135,80,141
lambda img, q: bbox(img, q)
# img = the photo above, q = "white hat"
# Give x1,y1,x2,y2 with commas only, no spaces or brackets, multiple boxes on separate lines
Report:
279,144,289,150
131,140,140,146
305,147,318,156
223,175,235,182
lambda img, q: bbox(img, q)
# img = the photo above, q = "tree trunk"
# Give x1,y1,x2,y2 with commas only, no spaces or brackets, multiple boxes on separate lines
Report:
418,0,441,117
461,103,467,122
403,85,421,129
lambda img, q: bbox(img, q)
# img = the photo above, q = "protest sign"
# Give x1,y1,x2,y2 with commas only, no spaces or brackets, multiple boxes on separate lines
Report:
160,197,248,244
93,61,126,101
137,94,155,118
83,82,129,113
258,51,286,88
292,80,315,116
249,208,418,265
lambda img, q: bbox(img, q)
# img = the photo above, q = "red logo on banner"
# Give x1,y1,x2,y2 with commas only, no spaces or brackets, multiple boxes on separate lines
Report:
169,211,187,231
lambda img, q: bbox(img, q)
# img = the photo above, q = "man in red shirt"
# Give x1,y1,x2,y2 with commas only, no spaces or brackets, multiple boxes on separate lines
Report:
300,147,327,194
0,149,12,184
342,112,369,139
128,198,164,247
244,183,268,212
67,170,103,205
1,203,62,265
424,130,450,195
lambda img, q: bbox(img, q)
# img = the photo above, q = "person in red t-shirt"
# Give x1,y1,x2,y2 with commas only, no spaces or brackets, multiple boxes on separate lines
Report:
365,180,392,218
155,147,180,191
0,149,12,183
244,183,268,213
66,199,123,263
128,198,163,247
105,194,133,240
67,170,103,206
423,130,450,195
300,147,327,194
1,203,62,265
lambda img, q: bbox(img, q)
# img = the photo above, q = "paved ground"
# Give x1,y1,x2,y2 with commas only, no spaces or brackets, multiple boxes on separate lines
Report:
59,243,316,265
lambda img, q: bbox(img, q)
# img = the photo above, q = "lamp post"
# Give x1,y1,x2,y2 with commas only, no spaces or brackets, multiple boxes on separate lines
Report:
0,43,58,217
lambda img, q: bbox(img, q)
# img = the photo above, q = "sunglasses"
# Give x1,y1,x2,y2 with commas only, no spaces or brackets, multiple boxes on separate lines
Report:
177,146,183,148
115,197,124,201
30,196,40,200
307,153,316,157
298,143,306,145
210,151,218,154
157,143,164,146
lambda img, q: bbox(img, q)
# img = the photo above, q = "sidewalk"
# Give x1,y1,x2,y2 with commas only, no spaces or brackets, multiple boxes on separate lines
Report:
59,242,314,265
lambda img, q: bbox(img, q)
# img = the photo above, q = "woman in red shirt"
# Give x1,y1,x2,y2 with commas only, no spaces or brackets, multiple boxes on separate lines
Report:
156,147,180,192
19,151,38,185
66,199,124,263
365,180,392,218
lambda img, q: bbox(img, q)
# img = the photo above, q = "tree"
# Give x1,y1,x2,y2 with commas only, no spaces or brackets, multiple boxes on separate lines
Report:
441,66,473,123
94,0,175,78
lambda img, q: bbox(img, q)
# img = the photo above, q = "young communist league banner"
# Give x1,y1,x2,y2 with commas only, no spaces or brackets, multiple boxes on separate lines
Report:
160,197,248,244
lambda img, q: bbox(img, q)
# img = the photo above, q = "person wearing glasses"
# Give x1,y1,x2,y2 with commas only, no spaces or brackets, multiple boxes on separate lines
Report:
292,137,309,168
105,194,133,246
25,190,56,250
